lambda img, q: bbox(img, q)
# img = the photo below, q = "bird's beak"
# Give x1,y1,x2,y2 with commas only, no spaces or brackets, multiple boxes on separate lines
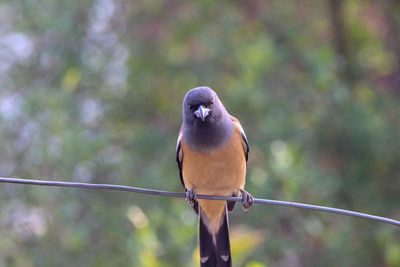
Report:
194,105,210,122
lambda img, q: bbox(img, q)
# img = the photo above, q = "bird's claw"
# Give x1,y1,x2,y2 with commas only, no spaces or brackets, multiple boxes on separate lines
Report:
185,188,197,208
240,189,254,212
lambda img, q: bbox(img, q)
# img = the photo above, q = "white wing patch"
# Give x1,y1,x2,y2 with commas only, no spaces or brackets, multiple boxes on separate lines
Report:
176,132,183,162
176,132,183,152
233,121,248,153
233,121,247,139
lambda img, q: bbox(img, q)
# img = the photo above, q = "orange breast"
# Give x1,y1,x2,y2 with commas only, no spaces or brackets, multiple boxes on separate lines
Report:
181,126,246,233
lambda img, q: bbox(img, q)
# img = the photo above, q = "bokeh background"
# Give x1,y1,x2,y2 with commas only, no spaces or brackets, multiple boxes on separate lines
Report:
0,0,399,266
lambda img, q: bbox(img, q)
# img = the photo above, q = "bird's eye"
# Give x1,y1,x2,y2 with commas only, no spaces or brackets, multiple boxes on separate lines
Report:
208,100,214,107
188,104,193,110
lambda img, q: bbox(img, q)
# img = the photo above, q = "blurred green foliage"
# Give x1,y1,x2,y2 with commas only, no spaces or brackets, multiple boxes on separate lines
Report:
0,0,399,266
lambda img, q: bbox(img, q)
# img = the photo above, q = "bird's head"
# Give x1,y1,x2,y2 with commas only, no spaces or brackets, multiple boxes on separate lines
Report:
182,86,226,126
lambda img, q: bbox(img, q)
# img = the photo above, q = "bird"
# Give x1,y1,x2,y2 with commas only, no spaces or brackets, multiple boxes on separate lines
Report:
176,86,253,267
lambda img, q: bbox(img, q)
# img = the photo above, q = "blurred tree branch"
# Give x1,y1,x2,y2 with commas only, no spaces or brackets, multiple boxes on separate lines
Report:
329,0,356,86
381,1,400,94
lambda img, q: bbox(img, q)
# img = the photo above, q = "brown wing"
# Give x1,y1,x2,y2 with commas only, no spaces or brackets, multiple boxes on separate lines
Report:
227,116,249,212
176,126,199,215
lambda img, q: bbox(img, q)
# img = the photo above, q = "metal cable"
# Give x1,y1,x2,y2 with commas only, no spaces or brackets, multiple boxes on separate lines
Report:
0,177,399,227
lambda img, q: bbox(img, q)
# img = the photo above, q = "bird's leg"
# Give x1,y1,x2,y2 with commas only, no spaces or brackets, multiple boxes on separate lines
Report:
240,189,254,212
185,188,198,208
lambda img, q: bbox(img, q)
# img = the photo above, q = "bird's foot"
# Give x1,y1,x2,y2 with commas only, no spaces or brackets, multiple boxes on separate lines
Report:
185,188,197,208
240,189,254,212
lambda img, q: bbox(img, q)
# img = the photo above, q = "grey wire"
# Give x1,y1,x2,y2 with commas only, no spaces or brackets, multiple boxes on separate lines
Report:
0,177,399,227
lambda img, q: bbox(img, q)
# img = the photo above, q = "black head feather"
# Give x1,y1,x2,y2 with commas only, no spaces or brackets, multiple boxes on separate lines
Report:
182,87,233,152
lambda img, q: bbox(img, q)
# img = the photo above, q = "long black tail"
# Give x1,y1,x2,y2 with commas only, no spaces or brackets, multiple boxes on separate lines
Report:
199,207,232,267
